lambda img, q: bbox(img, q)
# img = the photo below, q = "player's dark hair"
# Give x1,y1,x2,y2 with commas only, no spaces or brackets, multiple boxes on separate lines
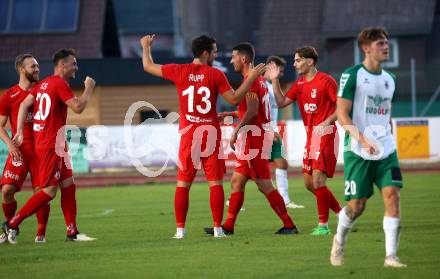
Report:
358,27,390,48
53,48,76,65
294,46,318,66
14,53,35,73
266,56,286,68
232,42,255,63
191,35,216,58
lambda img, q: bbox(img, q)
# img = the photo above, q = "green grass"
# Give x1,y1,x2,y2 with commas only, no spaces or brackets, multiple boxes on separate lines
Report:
1,173,439,278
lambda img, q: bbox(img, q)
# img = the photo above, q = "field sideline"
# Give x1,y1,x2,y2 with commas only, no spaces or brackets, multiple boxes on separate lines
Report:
0,172,439,278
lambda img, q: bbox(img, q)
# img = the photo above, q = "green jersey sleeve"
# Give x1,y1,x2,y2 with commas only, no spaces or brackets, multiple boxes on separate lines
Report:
338,65,360,101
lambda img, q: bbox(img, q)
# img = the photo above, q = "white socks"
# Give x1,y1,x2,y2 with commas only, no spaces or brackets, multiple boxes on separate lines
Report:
275,168,291,204
335,207,356,244
383,216,400,257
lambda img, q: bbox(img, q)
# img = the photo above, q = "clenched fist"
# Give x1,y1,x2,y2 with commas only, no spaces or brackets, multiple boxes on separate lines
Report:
84,76,96,89
140,34,156,49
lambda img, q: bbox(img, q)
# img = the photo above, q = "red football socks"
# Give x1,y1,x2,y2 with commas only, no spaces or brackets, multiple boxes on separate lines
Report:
2,200,17,222
36,203,50,236
174,186,189,228
223,191,244,231
9,191,52,229
327,188,342,214
61,184,78,235
314,186,330,224
266,190,295,228
209,185,224,227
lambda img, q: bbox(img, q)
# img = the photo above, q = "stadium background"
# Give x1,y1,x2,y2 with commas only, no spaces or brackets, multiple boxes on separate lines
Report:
0,1,439,278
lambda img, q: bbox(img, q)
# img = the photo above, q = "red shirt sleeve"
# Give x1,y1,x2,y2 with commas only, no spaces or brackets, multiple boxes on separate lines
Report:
216,71,232,95
57,79,75,103
161,64,180,83
285,80,300,101
0,91,10,116
326,76,338,103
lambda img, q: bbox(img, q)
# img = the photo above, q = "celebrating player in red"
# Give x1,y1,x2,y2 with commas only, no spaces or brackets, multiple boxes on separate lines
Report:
2,49,96,242
0,54,50,244
206,43,298,236
267,46,342,235
140,34,265,239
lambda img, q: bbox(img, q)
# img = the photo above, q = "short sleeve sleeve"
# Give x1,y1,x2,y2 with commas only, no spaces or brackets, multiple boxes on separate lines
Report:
0,92,10,116
285,81,300,101
338,68,357,101
216,71,232,95
57,79,75,103
161,64,180,83
326,76,338,103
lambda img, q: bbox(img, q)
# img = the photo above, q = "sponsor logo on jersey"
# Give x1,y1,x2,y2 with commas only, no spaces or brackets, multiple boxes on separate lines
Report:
366,95,390,115
311,89,317,98
303,103,317,113
363,78,370,84
4,170,20,181
33,123,45,131
185,114,213,123
298,81,305,85
12,159,23,167
40,83,48,90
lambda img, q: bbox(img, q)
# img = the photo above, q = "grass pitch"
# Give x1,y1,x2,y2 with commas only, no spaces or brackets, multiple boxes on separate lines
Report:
0,172,439,278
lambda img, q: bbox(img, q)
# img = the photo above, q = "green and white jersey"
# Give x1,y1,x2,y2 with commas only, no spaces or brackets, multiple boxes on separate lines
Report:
338,64,396,160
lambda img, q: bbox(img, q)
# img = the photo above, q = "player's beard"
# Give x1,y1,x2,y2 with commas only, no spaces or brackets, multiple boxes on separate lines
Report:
25,71,39,83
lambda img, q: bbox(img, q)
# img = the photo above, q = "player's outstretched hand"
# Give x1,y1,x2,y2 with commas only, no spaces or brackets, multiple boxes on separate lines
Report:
248,63,266,80
84,76,96,89
265,62,281,81
140,34,156,49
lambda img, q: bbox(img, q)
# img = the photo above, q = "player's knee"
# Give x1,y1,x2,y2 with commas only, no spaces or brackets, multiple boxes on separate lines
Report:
354,203,366,218
304,182,314,192
2,185,15,201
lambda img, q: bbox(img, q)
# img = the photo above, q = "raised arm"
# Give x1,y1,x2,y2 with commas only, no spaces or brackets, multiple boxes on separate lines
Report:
266,63,294,108
140,34,163,77
222,63,266,105
65,76,96,114
13,94,34,146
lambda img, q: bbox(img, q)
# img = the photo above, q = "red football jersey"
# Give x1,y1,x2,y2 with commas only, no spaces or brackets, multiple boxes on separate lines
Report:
32,75,75,150
237,76,271,128
286,72,337,133
161,64,232,129
0,84,34,144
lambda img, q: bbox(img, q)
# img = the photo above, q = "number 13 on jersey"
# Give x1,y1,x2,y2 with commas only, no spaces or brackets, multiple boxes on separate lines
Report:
182,85,211,114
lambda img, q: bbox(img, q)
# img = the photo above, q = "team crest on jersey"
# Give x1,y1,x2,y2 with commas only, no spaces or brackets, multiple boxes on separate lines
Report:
311,89,317,98
385,81,389,90
54,171,61,180
40,83,48,90
12,160,22,167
